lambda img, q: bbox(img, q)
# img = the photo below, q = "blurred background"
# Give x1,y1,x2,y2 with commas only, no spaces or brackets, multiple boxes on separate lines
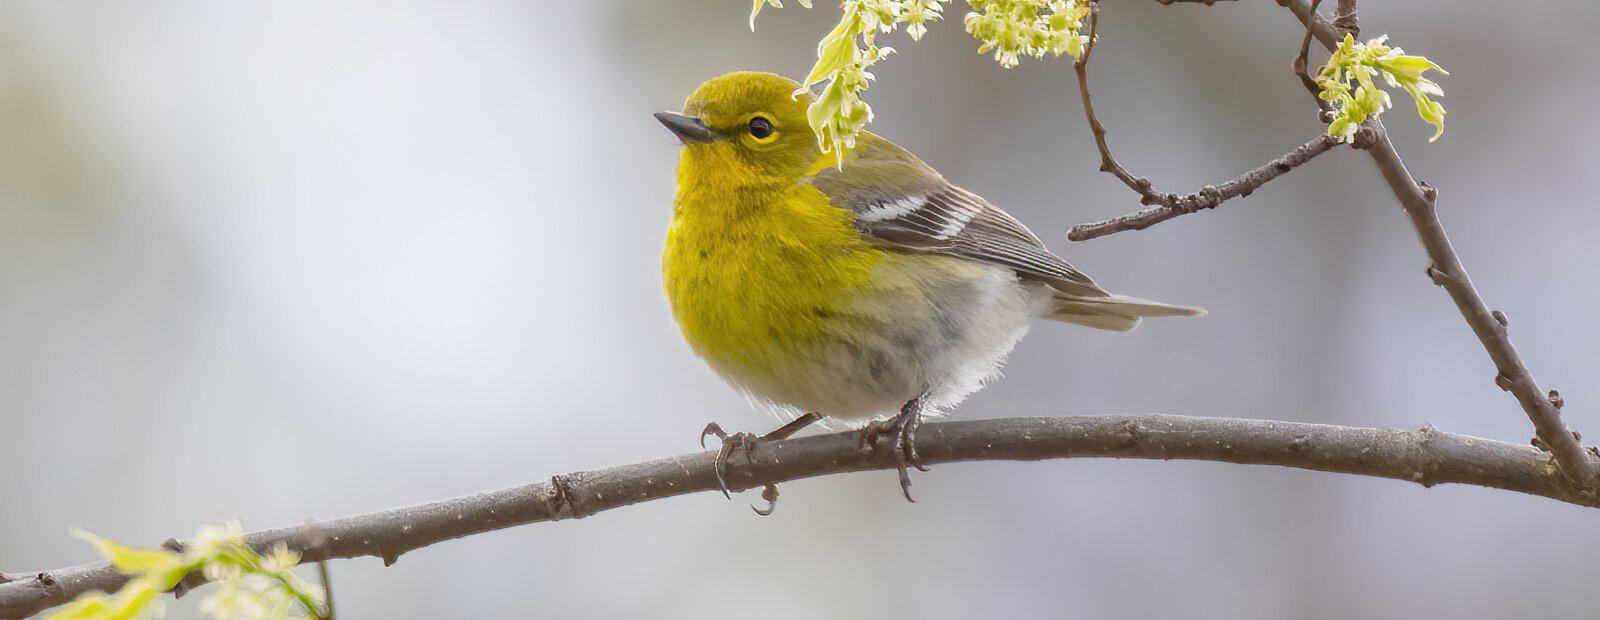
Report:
3,1,1597,618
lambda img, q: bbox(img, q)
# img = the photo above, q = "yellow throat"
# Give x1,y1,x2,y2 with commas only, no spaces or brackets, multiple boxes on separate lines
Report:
663,144,884,374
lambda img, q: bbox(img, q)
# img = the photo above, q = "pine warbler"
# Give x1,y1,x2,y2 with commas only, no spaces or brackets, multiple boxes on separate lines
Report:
658,71,1202,501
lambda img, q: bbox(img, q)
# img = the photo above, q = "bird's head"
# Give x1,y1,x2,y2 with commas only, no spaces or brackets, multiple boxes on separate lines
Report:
656,71,821,181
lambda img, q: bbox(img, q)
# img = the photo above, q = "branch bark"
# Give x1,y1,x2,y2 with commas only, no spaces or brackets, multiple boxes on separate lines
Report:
1332,0,1359,37
1,414,1589,618
1278,0,1600,488
1067,134,1342,240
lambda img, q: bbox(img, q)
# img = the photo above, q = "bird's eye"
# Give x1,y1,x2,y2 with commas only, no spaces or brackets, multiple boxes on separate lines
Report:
748,117,774,140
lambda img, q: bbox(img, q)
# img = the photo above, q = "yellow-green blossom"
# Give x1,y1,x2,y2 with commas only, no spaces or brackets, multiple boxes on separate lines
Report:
964,0,1089,68
749,0,813,31
752,0,1091,163
46,522,327,620
1317,33,1448,142
902,0,945,40
783,1,941,163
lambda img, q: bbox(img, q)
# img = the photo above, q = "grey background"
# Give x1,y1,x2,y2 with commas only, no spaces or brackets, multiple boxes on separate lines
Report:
2,1,1597,618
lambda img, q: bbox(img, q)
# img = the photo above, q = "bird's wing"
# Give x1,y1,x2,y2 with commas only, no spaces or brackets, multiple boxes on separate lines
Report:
806,134,1107,298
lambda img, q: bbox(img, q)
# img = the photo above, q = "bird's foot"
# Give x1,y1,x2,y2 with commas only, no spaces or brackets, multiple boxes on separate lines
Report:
700,422,758,501
857,394,929,502
699,412,823,512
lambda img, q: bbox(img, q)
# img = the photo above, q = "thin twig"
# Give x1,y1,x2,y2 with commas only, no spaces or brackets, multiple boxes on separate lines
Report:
0,413,1590,618
315,559,334,620
1292,0,1330,113
1067,134,1341,240
1068,2,1343,241
1278,0,1599,487
1074,2,1150,197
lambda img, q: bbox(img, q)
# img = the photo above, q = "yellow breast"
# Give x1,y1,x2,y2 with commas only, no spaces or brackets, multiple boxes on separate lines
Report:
663,177,884,375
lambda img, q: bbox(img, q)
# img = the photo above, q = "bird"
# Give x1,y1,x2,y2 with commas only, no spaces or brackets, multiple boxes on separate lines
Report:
657,71,1202,503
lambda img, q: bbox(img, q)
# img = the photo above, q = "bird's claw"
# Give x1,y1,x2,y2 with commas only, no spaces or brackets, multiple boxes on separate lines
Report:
751,483,780,516
700,422,757,500
858,396,928,503
699,414,823,512
699,421,727,450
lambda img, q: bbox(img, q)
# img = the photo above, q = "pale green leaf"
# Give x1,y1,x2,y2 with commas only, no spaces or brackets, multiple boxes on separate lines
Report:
1315,32,1447,143
70,529,184,577
749,0,814,31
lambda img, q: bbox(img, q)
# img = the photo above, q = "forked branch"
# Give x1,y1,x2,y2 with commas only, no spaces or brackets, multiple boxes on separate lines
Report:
1276,0,1599,488
1068,2,1343,241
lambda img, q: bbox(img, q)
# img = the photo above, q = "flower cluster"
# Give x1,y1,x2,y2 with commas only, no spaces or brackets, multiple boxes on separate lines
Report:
1316,33,1448,143
757,3,1447,158
753,0,1092,163
47,522,327,620
964,0,1090,68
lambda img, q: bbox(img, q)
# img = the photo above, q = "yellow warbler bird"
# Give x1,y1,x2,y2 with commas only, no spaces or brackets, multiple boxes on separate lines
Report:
658,71,1202,501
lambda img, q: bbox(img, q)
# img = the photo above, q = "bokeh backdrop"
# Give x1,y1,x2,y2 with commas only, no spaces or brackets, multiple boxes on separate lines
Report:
3,1,1598,618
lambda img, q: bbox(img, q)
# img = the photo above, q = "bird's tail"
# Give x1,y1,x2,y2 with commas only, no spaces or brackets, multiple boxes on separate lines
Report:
1044,293,1205,332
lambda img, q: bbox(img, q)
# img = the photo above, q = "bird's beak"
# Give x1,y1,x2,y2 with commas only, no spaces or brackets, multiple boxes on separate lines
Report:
654,111,720,144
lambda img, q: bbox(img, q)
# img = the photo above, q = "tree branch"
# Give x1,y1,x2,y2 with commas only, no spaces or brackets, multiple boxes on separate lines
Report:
1067,134,1341,240
1277,0,1600,488
1,413,1590,618
1067,2,1343,242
